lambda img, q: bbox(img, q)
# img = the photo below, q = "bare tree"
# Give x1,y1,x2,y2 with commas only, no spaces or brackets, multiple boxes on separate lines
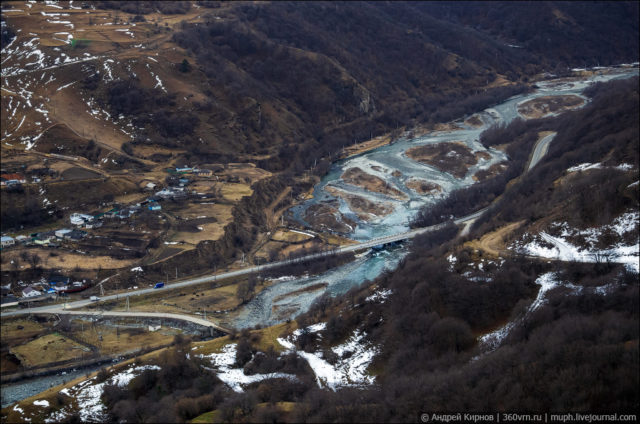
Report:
28,253,42,269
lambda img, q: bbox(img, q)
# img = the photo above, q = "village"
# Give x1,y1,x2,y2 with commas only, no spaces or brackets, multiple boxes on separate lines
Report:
0,162,267,306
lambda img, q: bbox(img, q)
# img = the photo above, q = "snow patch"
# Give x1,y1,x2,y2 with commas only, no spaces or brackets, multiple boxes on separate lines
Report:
278,325,378,390
365,288,392,303
200,344,296,393
512,211,639,273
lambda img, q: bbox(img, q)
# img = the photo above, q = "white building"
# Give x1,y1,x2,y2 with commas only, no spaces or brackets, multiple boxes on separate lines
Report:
55,229,72,239
1,236,15,248
22,286,42,297
70,213,94,226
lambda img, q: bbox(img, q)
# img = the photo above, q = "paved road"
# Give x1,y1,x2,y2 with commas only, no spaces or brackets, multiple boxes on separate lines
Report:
528,132,556,172
0,210,480,319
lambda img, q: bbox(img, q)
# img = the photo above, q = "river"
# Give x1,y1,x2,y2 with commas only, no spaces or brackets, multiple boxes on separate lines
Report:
1,364,108,408
228,65,639,329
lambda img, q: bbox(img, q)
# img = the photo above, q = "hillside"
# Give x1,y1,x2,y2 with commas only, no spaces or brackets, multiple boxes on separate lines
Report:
2,1,638,289
1,3,639,421
3,71,638,424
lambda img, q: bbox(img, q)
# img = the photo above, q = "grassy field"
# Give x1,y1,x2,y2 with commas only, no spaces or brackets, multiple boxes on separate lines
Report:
3,247,139,270
218,183,253,201
11,333,89,368
270,229,313,243
73,320,178,356
1,319,46,344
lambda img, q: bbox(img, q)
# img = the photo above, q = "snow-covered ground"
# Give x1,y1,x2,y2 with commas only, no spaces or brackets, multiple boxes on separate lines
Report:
277,324,379,390
198,343,297,393
365,288,392,303
9,365,161,423
512,211,639,273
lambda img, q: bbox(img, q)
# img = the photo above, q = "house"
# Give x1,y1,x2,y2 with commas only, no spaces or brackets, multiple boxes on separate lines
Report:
178,178,190,185
1,236,15,248
0,173,26,186
175,167,192,173
70,213,94,226
148,203,162,211
144,182,157,190
84,220,102,229
22,286,42,298
195,169,213,177
155,189,175,198
36,231,56,241
15,235,28,244
55,229,72,239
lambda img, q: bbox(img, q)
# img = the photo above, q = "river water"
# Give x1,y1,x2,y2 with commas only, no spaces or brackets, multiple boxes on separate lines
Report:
1,364,107,408
229,66,639,329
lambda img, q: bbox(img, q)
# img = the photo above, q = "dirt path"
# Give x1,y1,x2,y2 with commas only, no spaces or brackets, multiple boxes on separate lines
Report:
465,221,525,257
265,186,292,229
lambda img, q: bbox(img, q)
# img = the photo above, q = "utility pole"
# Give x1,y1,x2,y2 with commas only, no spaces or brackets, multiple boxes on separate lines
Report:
175,267,178,279
126,296,129,311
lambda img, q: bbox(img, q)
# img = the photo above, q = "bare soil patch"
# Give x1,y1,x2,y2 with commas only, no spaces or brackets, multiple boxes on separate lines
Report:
517,95,585,119
341,133,394,158
464,114,484,127
473,162,508,182
406,142,477,179
341,167,408,200
325,186,394,220
465,221,526,257
405,178,442,195
303,202,356,233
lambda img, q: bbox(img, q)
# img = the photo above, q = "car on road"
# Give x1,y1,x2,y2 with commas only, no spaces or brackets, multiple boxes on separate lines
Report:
154,282,165,289
90,296,100,301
